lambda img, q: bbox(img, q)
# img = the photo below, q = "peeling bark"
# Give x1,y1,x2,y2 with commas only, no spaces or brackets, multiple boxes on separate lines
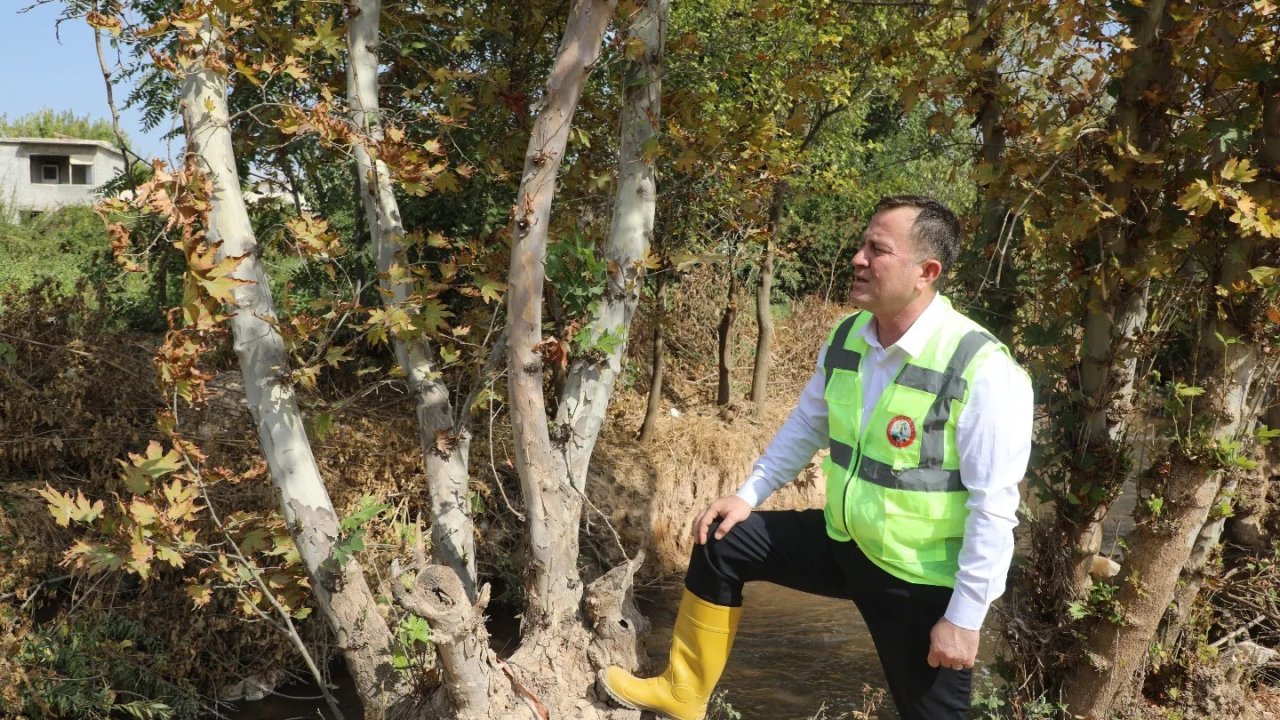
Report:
584,554,649,672
505,0,619,633
557,0,669,487
345,0,478,602
179,14,409,711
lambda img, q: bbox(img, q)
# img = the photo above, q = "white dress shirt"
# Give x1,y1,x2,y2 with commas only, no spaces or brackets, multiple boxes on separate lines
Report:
735,293,1033,631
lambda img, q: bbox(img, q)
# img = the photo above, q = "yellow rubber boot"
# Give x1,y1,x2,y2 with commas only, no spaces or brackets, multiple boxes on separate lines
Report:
600,590,741,720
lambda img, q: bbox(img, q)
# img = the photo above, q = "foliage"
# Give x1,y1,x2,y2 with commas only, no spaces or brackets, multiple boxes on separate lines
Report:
3,0,1275,716
0,108,123,144
9,612,202,720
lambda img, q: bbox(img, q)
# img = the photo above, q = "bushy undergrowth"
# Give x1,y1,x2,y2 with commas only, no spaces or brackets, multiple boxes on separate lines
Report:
0,207,171,331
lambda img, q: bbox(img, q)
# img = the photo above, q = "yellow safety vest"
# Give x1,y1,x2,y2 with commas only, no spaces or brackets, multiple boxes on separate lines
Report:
821,298,1015,588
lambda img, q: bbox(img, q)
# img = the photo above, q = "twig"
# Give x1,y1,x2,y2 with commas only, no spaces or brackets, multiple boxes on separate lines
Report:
0,331,143,379
91,0,144,189
1210,614,1267,649
193,468,346,720
0,574,74,608
457,325,508,435
487,385,525,521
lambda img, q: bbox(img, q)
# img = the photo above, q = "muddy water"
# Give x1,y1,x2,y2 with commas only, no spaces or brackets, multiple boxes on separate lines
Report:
230,580,1011,720
640,582,895,719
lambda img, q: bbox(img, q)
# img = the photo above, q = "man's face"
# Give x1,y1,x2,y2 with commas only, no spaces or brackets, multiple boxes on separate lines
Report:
847,206,931,316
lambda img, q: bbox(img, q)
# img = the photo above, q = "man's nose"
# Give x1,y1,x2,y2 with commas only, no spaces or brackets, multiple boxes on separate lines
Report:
852,247,868,266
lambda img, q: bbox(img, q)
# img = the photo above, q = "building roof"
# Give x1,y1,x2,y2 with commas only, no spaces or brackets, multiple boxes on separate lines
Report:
0,136,124,157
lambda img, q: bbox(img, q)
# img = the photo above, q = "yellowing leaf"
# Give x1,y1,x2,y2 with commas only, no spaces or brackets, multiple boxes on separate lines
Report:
1221,157,1259,183
156,545,185,568
187,582,213,607
129,498,160,526
1248,266,1279,286
1176,179,1219,214
134,441,183,478
624,37,648,60
86,11,123,35
417,299,454,336
475,276,506,304
67,540,123,574
38,487,105,527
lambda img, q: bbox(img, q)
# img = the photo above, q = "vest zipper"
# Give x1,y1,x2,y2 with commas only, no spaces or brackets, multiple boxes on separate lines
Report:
840,360,907,538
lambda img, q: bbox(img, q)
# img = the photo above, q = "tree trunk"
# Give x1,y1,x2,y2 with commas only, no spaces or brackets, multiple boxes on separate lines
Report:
747,103,836,412
1157,63,1280,654
1064,0,1172,599
716,250,738,407
505,0,619,636
639,259,667,444
345,0,478,602
179,14,409,712
557,0,669,487
965,0,1017,341
749,184,783,412
1062,238,1266,718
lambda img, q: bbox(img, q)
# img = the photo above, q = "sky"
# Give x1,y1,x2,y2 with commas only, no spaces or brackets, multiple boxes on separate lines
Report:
0,3,174,163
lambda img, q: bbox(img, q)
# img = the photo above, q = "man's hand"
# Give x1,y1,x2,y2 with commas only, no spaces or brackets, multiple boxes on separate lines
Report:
690,496,752,545
927,618,980,671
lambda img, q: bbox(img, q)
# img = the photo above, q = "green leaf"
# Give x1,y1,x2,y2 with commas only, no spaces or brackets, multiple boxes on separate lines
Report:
476,275,506,304
416,299,454,336
0,341,15,365
1175,384,1205,397
340,495,389,533
1067,601,1089,620
1145,496,1164,516
306,412,335,441
1247,266,1278,286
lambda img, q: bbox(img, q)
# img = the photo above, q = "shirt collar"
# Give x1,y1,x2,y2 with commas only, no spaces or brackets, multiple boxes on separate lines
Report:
856,293,949,357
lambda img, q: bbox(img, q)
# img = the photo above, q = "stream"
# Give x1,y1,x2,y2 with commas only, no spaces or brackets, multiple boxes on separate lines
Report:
227,580,1013,720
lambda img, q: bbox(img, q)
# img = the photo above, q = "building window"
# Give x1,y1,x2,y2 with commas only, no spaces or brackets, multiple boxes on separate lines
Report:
30,155,71,184
72,165,90,185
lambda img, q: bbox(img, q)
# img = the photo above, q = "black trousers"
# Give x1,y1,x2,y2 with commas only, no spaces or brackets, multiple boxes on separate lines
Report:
685,509,971,720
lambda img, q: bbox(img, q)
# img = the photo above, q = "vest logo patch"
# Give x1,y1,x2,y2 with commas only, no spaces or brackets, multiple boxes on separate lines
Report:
886,415,917,448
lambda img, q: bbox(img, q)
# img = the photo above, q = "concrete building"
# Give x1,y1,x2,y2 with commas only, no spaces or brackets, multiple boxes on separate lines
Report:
0,137,125,221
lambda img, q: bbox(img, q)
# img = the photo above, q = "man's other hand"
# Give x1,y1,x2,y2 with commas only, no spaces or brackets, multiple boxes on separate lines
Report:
690,496,752,545
927,618,980,671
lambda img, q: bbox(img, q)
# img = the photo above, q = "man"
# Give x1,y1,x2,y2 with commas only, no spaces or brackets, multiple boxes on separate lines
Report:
601,195,1033,720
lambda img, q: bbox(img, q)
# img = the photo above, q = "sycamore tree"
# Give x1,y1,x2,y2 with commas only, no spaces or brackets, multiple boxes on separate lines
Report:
916,0,1280,715
42,0,674,717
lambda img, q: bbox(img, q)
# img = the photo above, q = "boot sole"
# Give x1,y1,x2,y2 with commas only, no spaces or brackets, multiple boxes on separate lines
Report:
596,669,695,720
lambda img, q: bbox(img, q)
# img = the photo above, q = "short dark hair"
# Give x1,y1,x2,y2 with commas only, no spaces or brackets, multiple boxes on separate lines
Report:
873,195,961,277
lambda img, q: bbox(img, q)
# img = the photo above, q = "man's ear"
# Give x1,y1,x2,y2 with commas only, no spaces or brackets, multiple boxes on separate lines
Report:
919,258,943,287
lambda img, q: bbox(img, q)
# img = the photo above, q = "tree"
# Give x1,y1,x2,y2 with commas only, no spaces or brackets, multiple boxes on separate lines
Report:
77,0,676,715
176,8,412,713
0,108,122,143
